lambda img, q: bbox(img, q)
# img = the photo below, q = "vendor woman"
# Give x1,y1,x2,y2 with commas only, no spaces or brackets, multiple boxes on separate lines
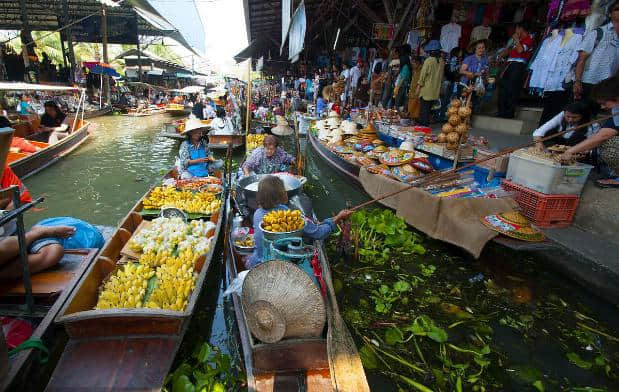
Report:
246,175,351,268
242,135,295,175
40,101,70,144
533,101,596,149
178,118,223,179
561,76,619,188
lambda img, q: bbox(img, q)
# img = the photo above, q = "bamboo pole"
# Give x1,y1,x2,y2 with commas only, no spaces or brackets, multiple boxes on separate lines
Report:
245,58,252,136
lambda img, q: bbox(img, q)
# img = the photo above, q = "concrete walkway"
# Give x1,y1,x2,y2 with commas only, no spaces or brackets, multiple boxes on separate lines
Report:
470,124,619,306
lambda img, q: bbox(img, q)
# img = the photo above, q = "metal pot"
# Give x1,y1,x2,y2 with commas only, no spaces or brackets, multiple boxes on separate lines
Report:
237,174,303,211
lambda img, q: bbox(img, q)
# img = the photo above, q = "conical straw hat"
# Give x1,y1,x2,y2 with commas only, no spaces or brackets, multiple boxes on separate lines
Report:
272,115,293,136
242,260,326,343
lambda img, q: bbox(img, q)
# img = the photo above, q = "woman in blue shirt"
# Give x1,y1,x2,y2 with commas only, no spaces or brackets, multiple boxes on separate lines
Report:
459,39,490,108
17,95,35,118
246,175,351,268
177,118,223,179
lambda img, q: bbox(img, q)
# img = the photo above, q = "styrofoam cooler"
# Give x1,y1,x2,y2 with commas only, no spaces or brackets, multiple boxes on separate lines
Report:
506,150,593,195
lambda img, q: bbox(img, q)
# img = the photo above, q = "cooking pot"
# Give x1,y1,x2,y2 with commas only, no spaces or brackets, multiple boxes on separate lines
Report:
237,173,304,211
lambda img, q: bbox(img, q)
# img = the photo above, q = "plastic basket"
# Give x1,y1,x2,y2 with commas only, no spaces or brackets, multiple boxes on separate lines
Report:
502,180,580,228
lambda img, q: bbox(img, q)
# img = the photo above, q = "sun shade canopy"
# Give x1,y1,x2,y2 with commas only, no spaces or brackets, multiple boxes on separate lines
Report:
0,82,84,91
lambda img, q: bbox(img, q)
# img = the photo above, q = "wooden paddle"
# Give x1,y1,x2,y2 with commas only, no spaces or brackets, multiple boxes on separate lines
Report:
348,115,611,213
319,245,370,392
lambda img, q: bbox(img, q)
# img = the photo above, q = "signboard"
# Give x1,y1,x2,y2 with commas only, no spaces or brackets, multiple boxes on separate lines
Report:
67,15,138,44
288,1,306,62
372,23,395,41
281,0,291,54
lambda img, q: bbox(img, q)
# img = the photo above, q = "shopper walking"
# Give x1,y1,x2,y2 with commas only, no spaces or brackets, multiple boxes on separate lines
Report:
416,40,444,126
497,22,534,118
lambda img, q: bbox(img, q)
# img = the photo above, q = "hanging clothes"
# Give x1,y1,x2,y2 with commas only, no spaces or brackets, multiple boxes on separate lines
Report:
440,22,462,53
528,32,582,92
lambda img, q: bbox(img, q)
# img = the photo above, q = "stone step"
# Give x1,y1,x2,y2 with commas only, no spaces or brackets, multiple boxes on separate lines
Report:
515,106,543,123
471,115,538,135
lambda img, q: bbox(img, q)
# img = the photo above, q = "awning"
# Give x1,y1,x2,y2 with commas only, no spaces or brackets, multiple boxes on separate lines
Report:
147,69,165,76
0,82,84,92
176,73,193,78
233,38,274,63
84,62,122,77
179,85,204,93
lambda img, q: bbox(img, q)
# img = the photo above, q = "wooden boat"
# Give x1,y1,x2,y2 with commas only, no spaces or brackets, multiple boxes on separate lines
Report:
7,120,90,179
165,104,192,116
0,248,99,392
45,169,226,391
82,105,112,119
307,129,361,185
208,133,244,150
224,181,368,391
121,106,167,117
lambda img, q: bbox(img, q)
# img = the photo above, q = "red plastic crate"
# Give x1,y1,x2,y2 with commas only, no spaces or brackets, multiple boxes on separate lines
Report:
502,180,580,228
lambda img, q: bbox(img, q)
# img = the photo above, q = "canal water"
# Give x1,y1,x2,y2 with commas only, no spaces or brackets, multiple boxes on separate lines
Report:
23,115,618,391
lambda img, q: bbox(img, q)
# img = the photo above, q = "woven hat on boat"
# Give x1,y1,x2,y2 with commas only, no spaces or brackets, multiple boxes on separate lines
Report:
242,260,326,343
399,140,416,152
480,211,545,242
181,117,208,135
272,115,293,136
341,120,358,135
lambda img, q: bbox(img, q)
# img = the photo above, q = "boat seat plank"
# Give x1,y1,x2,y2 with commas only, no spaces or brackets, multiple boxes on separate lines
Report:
0,249,96,297
45,336,179,391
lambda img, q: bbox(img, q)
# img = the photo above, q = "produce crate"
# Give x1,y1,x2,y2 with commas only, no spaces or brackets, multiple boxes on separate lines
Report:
506,150,592,195
502,180,580,228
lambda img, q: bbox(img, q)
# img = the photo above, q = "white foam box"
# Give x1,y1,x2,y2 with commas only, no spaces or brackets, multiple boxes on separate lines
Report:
506,150,593,195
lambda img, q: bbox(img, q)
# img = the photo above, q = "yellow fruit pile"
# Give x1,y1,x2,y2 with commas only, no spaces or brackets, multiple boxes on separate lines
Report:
247,134,266,151
95,263,154,310
143,251,197,311
261,209,304,232
143,186,221,215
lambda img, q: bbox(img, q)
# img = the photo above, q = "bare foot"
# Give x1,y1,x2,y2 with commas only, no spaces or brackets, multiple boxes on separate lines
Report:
33,225,76,238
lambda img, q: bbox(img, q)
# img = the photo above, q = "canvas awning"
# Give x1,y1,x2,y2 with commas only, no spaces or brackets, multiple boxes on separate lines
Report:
0,82,84,91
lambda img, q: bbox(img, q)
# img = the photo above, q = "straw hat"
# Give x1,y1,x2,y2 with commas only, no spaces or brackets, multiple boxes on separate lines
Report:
341,120,358,135
272,115,293,136
467,38,491,54
242,260,326,343
181,117,208,135
480,211,545,242
328,110,340,119
399,140,416,152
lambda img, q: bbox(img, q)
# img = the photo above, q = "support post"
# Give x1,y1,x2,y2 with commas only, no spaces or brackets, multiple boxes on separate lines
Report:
137,39,142,82
101,5,110,105
245,58,252,136
59,35,68,68
62,0,76,83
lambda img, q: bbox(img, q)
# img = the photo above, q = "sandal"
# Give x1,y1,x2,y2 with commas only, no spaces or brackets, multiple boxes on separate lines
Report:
594,178,619,189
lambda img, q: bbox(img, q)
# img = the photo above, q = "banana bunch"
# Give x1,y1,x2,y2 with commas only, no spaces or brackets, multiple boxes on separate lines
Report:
247,134,266,151
95,263,154,310
262,209,304,233
143,186,221,215
143,250,197,311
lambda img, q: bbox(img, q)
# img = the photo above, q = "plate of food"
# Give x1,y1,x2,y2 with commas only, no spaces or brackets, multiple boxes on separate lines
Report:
234,233,255,252
379,150,416,166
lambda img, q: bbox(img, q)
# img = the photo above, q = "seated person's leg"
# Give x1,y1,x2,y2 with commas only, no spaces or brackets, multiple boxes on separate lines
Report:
0,243,64,279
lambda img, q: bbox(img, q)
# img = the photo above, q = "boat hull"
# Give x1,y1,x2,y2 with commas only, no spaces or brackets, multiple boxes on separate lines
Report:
166,109,191,116
8,122,90,179
82,106,112,119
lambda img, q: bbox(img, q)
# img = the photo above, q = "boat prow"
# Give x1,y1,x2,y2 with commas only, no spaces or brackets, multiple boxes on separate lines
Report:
45,170,226,391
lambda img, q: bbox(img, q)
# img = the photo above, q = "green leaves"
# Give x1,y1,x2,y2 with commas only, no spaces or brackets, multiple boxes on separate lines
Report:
405,316,449,343
566,352,593,370
359,344,379,369
385,327,405,345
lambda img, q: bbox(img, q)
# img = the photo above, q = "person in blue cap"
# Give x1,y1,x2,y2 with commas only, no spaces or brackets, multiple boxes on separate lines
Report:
415,40,445,126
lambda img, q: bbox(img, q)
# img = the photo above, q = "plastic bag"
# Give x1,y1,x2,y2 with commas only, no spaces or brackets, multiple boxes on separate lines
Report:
474,76,486,97
33,217,105,250
223,270,249,297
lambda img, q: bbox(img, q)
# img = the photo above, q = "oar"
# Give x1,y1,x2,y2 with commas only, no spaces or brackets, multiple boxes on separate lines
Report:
319,246,371,392
347,115,611,213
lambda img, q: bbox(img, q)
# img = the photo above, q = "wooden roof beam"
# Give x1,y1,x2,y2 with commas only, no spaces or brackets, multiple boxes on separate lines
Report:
354,0,382,24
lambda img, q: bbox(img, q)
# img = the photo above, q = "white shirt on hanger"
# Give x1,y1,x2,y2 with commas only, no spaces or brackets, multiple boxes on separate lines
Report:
440,22,461,53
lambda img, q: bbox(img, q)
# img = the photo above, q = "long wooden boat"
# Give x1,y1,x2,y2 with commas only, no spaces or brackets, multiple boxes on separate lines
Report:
82,105,112,119
45,170,226,391
307,129,361,185
121,107,167,117
208,134,244,150
165,104,192,116
224,185,367,391
7,121,90,179
0,248,99,392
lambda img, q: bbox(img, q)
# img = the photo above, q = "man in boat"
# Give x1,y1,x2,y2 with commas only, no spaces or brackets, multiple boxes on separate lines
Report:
0,217,104,280
39,101,70,144
242,135,295,175
177,118,223,179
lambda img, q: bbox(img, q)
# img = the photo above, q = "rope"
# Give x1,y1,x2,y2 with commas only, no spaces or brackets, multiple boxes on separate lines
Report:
8,337,49,364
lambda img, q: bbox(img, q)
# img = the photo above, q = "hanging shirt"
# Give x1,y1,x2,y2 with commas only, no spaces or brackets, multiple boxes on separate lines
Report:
470,25,492,42
545,33,582,91
350,66,362,88
440,23,462,53
528,34,563,89
579,23,619,85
